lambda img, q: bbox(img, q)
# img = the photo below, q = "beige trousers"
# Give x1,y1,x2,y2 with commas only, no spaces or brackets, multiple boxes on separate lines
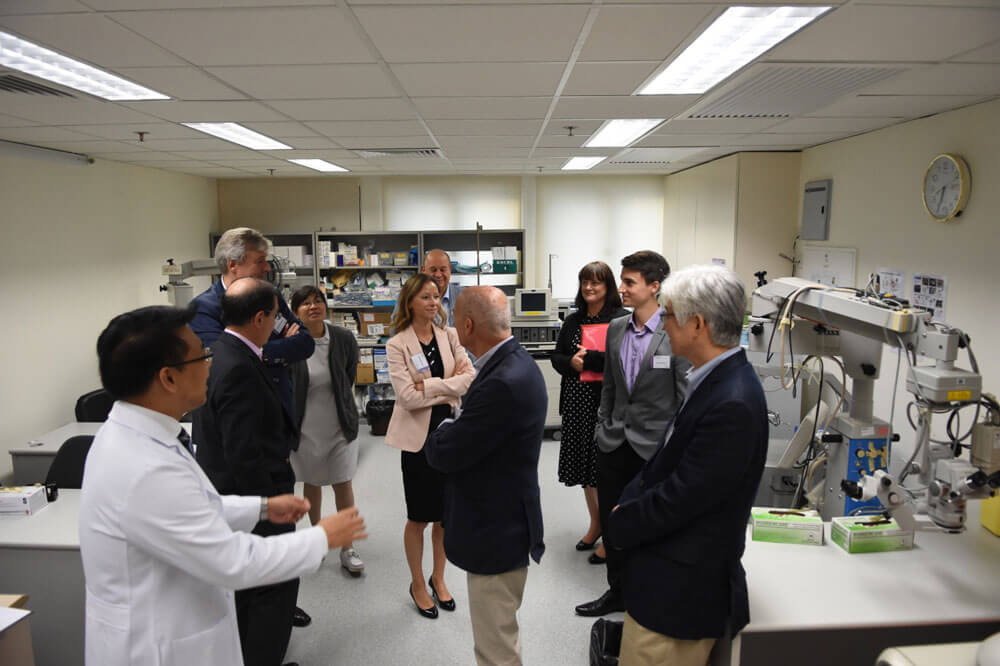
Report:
466,567,528,666
619,612,716,666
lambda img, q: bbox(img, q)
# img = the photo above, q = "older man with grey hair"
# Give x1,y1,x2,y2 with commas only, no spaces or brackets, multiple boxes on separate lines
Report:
605,265,768,666
425,286,547,666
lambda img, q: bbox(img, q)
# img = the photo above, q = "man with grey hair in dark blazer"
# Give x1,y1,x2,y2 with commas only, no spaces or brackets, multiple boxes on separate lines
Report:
575,250,690,618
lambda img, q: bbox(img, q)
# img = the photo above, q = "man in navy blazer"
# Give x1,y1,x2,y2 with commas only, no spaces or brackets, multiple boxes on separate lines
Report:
425,286,546,666
190,227,314,427
605,265,767,666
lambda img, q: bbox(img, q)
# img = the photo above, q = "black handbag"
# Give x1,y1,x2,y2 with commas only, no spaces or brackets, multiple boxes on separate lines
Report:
589,618,624,666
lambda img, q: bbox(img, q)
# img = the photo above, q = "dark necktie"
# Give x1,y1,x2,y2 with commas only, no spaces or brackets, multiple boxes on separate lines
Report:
177,428,194,455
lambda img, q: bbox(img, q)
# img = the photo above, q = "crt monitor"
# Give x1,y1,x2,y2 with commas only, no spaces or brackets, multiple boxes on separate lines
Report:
513,288,552,319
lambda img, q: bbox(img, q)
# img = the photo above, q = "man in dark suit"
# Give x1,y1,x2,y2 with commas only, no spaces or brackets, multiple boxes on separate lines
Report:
577,250,690,618
425,286,546,666
194,278,304,666
605,265,767,666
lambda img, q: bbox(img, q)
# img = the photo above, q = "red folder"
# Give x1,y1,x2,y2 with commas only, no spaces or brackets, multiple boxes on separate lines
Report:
579,323,610,382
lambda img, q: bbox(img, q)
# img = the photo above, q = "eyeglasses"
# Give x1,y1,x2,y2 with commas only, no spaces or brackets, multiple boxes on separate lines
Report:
165,346,213,367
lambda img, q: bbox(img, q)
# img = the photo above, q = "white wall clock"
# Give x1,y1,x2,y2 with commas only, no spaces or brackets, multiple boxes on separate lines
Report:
922,153,971,222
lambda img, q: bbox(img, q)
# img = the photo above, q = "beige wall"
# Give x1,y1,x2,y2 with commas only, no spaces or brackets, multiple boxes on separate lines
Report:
218,177,361,234
382,175,522,231
0,151,218,479
799,98,1000,464
663,155,739,272
736,152,801,290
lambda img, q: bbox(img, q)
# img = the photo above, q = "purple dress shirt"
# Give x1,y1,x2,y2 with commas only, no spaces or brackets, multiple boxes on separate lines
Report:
620,307,663,393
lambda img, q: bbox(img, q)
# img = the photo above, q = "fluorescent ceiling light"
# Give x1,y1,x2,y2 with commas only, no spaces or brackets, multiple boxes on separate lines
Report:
583,119,664,148
0,30,169,101
562,156,606,171
288,159,349,173
182,123,292,150
638,6,831,95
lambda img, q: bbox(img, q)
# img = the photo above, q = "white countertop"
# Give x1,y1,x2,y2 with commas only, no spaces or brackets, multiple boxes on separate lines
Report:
742,502,1000,633
10,422,192,456
0,490,81,550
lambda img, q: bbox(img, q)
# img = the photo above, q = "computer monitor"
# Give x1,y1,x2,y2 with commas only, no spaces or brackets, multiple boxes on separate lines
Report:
513,288,553,319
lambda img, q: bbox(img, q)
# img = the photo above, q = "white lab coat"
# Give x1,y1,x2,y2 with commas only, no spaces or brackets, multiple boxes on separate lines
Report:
79,401,328,666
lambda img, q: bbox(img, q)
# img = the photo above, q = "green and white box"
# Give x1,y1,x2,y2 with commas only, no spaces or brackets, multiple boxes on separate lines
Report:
751,507,824,545
831,516,914,554
0,485,47,516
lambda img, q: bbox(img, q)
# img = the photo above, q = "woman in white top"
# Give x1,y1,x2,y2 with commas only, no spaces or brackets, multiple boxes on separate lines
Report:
290,285,365,575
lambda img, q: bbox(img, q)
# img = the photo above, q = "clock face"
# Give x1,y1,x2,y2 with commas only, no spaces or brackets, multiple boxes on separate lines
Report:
923,155,968,221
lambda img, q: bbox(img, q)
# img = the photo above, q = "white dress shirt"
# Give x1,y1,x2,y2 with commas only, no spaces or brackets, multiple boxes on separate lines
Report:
79,401,327,666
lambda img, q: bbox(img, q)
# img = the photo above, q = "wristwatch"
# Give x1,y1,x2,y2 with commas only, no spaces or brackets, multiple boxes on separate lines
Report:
259,496,269,521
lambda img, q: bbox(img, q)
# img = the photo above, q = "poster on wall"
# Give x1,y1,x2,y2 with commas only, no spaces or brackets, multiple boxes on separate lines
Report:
911,273,948,320
800,245,856,287
876,267,905,297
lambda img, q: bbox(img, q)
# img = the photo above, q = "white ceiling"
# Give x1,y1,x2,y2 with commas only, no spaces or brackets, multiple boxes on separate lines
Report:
0,0,997,177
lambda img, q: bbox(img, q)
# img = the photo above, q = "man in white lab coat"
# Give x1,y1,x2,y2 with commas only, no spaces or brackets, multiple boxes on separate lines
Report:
79,305,367,666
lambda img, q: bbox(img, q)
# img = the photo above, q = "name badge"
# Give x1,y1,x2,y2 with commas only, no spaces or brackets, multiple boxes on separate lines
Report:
273,313,288,335
411,352,430,372
652,355,671,370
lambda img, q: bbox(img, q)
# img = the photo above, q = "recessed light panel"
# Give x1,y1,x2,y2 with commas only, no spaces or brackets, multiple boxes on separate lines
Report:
0,30,169,101
182,123,293,150
583,119,664,148
562,156,606,171
288,159,349,172
638,6,831,95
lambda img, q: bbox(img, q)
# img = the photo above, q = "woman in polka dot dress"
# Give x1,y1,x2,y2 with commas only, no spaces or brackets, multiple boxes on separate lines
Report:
551,261,628,561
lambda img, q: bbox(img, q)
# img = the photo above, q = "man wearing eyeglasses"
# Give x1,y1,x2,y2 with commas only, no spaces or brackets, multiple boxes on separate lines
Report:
193,277,315,666
80,302,367,666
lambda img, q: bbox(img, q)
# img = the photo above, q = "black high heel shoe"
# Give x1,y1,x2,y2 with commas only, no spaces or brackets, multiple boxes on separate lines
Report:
429,577,456,612
409,584,438,619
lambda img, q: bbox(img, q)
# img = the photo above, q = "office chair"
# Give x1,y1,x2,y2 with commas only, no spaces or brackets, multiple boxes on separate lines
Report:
75,389,114,422
44,435,94,489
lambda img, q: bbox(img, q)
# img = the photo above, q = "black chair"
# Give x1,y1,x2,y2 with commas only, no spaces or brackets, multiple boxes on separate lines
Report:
75,389,113,422
44,435,94,489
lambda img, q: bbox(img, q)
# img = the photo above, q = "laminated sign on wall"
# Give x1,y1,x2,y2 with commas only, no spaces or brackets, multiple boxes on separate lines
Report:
911,273,948,320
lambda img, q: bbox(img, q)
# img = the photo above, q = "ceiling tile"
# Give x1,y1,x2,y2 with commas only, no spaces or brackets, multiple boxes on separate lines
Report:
0,1,93,14
355,5,589,63
85,0,322,8
766,117,899,134
579,4,714,62
765,6,1000,63
610,147,710,163
0,125,104,142
262,149,358,161
207,65,398,100
268,99,416,121
111,67,247,101
427,119,543,136
335,136,437,150
442,146,532,158
731,132,847,147
305,120,428,138
119,100,288,122
413,97,551,120
110,8,374,66
392,63,565,97
172,150,271,161
544,119,604,135
553,95,698,119
563,62,660,96
854,0,1000,7
58,122,206,141
22,138,152,153
239,121,320,138
281,136,341,150
0,13,184,67
0,112,38,127
951,39,1000,63
95,151,192,162
657,117,781,133
863,64,1000,96
437,136,534,151
136,137,255,151
0,96,162,125
636,133,746,148
806,94,990,118
536,135,594,149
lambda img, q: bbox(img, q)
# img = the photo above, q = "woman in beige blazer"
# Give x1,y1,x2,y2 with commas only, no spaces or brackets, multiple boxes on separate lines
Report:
385,273,475,619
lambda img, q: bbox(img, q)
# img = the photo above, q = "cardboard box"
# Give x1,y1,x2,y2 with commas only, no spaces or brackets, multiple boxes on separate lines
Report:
360,312,392,337
356,363,375,384
751,507,824,545
0,486,47,516
831,515,914,553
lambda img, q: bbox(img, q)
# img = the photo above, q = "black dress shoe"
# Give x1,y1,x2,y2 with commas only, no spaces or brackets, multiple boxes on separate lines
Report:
575,538,599,551
292,607,311,628
429,577,456,612
409,585,439,619
575,590,625,617
588,552,606,565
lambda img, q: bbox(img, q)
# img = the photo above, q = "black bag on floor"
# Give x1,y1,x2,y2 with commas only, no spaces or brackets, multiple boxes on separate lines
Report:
365,399,395,436
589,618,623,666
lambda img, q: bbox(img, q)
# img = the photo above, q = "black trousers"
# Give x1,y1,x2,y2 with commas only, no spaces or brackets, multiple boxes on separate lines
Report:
596,443,645,599
236,519,299,666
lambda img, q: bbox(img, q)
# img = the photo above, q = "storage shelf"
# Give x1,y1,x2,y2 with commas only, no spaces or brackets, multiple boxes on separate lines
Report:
321,265,419,270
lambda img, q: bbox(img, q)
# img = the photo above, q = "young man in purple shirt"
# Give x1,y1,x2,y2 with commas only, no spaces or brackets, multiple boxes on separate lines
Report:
575,251,691,618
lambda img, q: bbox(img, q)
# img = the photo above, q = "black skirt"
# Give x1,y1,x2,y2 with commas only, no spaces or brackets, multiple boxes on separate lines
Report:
401,446,446,522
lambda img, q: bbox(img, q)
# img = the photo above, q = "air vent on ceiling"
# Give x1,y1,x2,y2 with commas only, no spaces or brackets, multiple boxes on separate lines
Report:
688,65,904,119
353,148,441,159
0,74,75,97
